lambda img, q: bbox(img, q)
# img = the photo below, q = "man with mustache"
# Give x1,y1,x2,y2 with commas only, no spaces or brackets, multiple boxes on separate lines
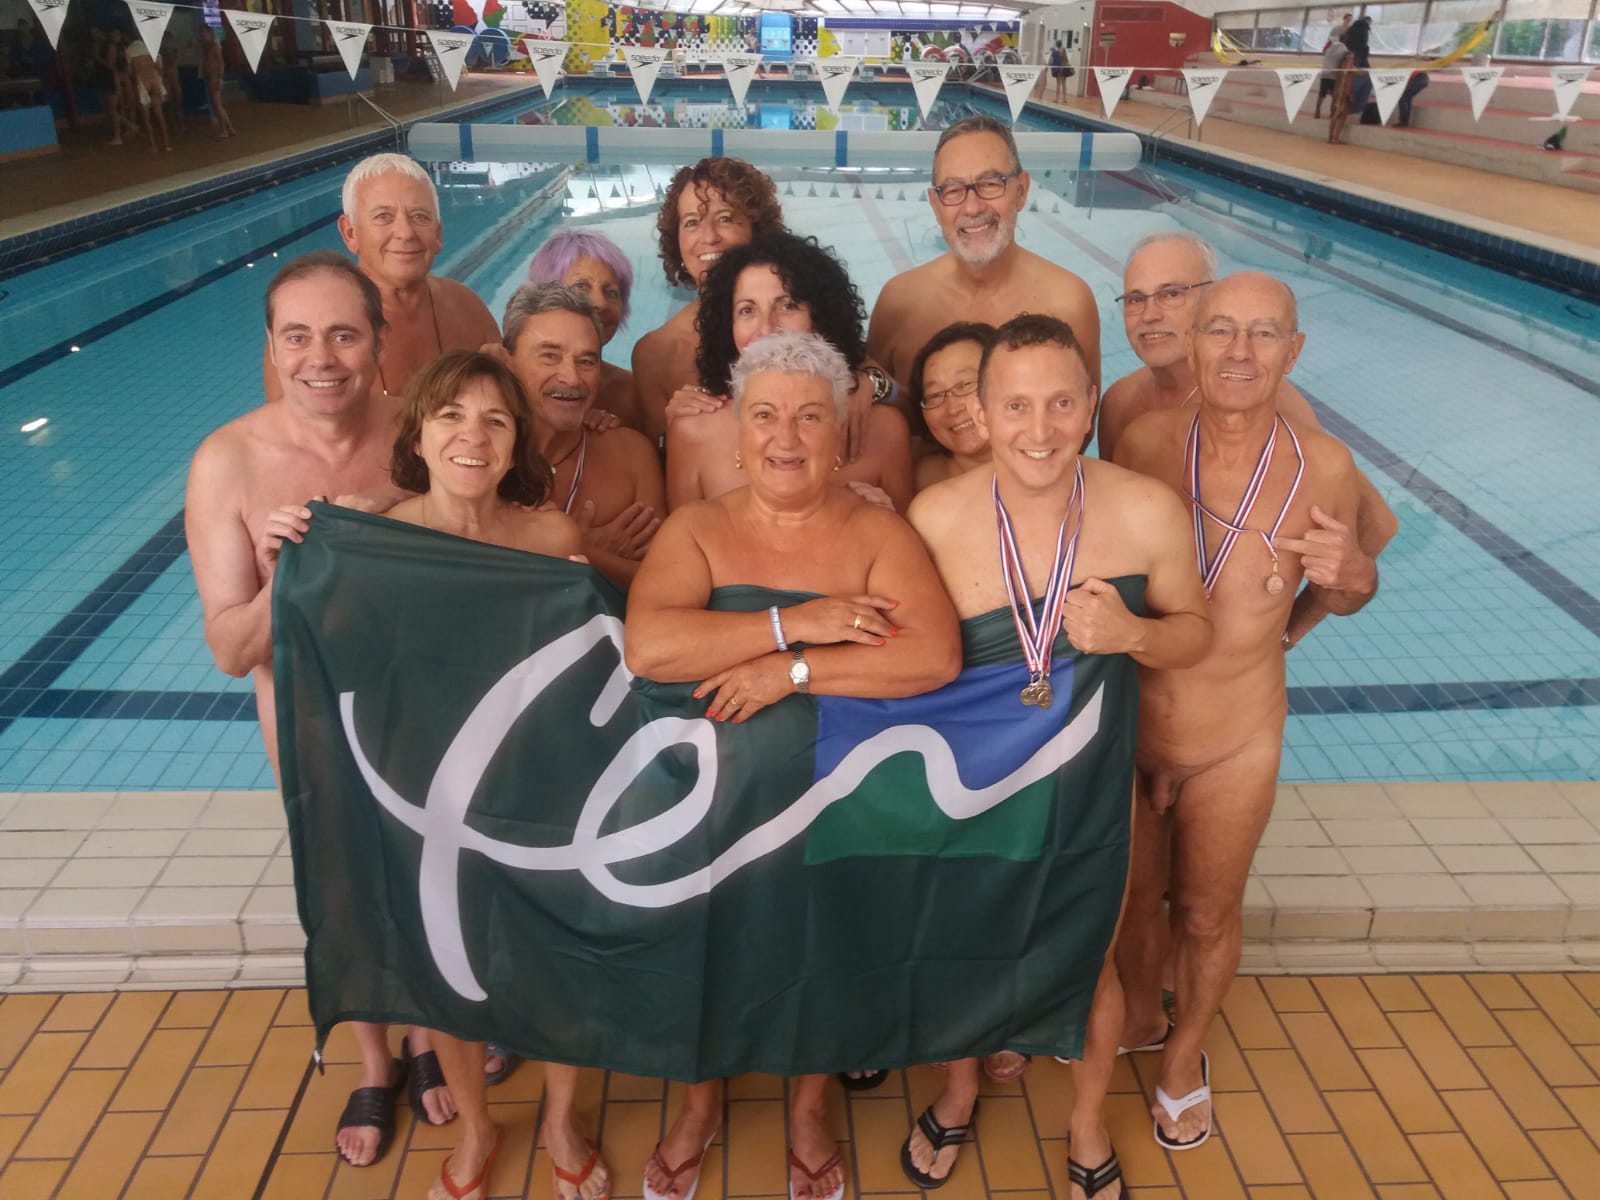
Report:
504,283,665,587
868,117,1101,401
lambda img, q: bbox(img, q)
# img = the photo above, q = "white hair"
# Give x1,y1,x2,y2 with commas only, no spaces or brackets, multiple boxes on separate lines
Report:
501,282,604,351
730,332,852,424
1126,231,1219,281
341,153,438,223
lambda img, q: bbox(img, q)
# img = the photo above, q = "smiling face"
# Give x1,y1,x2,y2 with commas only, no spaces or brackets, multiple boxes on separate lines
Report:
1122,238,1212,371
508,309,602,435
417,374,517,500
976,341,1096,492
732,264,813,353
267,271,380,417
1189,273,1305,414
560,255,624,344
920,338,988,459
738,370,841,506
337,171,442,289
929,131,1029,271
679,185,754,287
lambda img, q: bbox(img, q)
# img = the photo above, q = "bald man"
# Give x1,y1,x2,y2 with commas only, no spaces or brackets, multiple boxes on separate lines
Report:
1113,273,1383,1152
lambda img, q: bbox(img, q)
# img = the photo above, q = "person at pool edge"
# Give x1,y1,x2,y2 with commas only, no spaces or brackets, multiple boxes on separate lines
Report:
907,314,1211,1199
188,251,430,1169
262,153,500,408
868,116,1101,400
1096,232,1395,649
1113,273,1382,1153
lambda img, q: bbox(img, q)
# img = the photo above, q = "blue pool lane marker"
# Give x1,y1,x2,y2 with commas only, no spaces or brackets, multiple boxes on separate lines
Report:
459,122,473,162
836,130,848,168
1079,134,1094,171
711,128,724,157
586,126,600,164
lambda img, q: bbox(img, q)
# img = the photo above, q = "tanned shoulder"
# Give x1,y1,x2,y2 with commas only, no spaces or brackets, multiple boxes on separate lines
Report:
1114,406,1184,473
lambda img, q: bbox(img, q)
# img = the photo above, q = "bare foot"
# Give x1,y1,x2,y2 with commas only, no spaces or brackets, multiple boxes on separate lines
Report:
982,1050,1028,1081
335,1060,399,1166
547,1117,609,1200
645,1101,719,1199
905,1089,975,1183
1152,1058,1210,1146
788,1103,844,1200
430,1125,500,1200
1120,1017,1169,1052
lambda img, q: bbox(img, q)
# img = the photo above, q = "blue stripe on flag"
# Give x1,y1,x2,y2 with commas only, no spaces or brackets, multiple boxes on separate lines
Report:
586,125,600,164
1079,133,1093,171
836,130,848,167
711,128,724,157
459,122,474,161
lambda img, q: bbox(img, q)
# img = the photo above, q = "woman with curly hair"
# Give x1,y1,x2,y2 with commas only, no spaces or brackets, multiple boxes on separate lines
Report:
664,232,913,513
526,228,642,431
630,157,785,444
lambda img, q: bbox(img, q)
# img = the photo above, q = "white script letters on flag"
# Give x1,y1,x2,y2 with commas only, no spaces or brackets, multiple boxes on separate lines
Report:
524,39,568,97
327,21,372,81
1274,68,1318,123
623,46,668,104
427,31,474,91
223,9,273,73
125,1,174,54
1369,69,1413,126
1551,65,1593,123
907,61,951,120
998,65,1042,122
1458,65,1503,122
1093,67,1132,119
720,53,762,106
1182,68,1229,126
26,0,68,50
817,55,861,110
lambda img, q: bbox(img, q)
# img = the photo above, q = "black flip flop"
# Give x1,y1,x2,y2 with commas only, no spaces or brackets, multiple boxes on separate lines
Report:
836,1068,889,1092
485,1041,521,1087
1066,1151,1124,1198
899,1100,978,1189
335,1056,404,1167
402,1036,451,1126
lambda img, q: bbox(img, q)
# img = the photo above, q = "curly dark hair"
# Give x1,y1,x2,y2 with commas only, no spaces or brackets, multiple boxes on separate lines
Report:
906,321,996,443
695,232,868,396
655,157,785,288
390,349,551,507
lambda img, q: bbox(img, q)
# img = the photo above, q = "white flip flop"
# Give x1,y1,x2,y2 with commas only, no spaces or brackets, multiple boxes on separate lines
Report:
1152,1051,1211,1151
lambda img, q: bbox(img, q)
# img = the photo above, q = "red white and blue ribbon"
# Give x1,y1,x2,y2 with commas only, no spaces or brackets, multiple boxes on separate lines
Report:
1185,412,1305,597
561,431,588,515
993,461,1084,692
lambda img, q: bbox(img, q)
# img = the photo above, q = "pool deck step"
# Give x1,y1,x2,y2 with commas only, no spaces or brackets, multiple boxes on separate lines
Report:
2,782,1598,991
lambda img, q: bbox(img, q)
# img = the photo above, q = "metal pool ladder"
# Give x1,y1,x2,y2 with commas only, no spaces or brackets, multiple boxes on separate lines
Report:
346,92,404,150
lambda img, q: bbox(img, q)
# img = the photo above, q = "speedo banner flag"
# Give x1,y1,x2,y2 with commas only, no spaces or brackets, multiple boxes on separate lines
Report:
273,505,1137,1081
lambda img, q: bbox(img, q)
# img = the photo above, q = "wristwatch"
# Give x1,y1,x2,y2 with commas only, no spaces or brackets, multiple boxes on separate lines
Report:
789,649,811,694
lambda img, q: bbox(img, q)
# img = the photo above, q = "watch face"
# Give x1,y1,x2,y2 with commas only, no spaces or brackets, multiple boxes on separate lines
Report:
789,657,809,686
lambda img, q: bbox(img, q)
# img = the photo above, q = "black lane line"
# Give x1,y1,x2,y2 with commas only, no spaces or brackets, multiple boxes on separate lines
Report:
250,1051,319,1200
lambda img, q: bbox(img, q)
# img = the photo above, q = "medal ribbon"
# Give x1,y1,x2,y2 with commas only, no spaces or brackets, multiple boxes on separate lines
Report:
1185,413,1306,596
560,430,588,515
993,460,1084,684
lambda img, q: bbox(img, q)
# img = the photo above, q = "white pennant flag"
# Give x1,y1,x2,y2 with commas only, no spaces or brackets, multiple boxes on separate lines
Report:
326,21,371,81
1458,65,1503,122
124,1,174,54
1274,68,1318,123
523,39,568,98
1551,65,1593,122
623,46,668,104
907,62,950,120
997,65,1042,122
26,0,68,50
427,30,474,91
223,9,273,73
1182,68,1229,126
1368,69,1413,125
720,53,762,106
817,55,860,111
1092,67,1132,119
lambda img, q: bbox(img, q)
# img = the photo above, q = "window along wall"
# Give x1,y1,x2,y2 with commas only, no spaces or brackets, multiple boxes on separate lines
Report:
1216,0,1600,61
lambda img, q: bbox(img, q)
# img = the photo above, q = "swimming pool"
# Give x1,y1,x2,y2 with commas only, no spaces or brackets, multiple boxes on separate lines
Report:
1,80,1596,791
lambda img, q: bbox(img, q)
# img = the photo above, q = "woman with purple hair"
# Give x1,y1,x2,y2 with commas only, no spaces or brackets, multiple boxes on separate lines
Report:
527,228,642,431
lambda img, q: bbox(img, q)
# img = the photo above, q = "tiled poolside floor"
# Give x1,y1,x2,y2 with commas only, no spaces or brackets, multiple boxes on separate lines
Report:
4,974,1600,1198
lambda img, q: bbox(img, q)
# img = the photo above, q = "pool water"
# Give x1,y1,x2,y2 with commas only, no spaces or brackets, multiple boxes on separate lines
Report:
1,82,1596,791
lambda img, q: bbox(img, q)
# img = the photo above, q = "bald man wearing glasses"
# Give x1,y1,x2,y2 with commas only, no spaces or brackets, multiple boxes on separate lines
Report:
868,116,1101,403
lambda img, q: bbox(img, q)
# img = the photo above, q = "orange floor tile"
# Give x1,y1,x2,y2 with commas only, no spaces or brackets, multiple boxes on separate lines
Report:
1,974,1599,1198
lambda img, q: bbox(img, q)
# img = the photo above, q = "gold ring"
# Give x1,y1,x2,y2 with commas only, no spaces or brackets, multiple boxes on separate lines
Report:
852,615,862,630
727,697,742,707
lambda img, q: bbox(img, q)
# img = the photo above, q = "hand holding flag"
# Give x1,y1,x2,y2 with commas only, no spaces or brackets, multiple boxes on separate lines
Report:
1061,577,1141,655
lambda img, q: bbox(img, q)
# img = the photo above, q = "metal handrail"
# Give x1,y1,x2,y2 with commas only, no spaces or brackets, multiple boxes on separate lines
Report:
347,91,404,150
1145,106,1195,167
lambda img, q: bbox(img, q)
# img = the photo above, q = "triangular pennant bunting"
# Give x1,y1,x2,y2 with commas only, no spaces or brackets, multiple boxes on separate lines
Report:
1368,69,1413,126
524,39,568,97
1274,67,1318,123
327,21,371,81
1182,68,1229,126
223,9,273,73
1551,65,1592,122
998,65,1042,122
907,61,950,120
1092,67,1131,119
1458,65,1503,122
427,30,474,91
26,0,68,50
124,0,174,54
623,46,668,104
817,55,860,110
720,53,762,106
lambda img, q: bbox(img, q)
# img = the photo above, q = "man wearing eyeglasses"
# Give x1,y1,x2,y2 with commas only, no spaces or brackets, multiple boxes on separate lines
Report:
868,116,1100,404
